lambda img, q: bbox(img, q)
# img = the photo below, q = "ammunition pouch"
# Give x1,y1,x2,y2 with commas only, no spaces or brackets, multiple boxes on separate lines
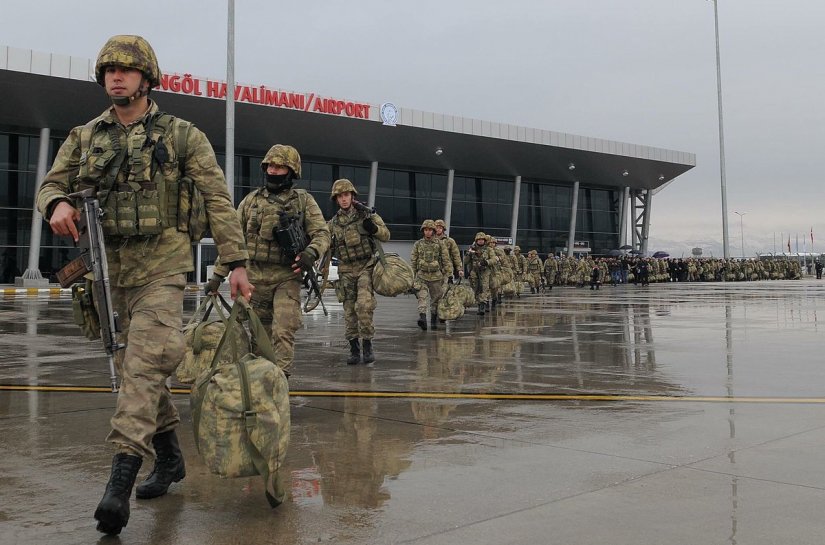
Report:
71,281,101,341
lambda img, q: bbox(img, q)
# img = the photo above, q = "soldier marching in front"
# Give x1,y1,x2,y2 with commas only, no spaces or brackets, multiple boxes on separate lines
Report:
207,144,330,375
525,250,543,292
37,35,253,535
411,220,453,330
328,179,390,364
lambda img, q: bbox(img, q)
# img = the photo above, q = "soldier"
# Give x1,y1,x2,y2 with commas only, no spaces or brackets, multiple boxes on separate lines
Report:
328,179,390,364
411,220,453,330
525,250,543,293
463,232,496,314
207,144,330,374
503,246,520,297
543,254,558,290
37,35,253,535
434,219,463,283
514,245,528,293
488,237,507,307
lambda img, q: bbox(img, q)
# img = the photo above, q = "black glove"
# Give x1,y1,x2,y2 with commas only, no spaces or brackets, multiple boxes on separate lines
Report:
204,274,225,294
292,250,317,273
447,276,454,284
362,217,379,235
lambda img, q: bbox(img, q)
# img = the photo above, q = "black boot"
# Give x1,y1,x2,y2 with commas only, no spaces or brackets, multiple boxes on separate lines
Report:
362,339,375,364
477,302,486,315
430,312,438,329
530,287,535,294
490,297,497,310
347,338,361,365
136,430,185,500
417,313,428,331
94,453,142,535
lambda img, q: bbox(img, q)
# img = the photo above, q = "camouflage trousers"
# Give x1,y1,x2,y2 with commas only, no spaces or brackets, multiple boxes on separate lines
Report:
527,272,542,289
338,263,377,340
416,278,445,315
489,269,501,297
107,273,186,459
249,277,302,373
468,268,491,303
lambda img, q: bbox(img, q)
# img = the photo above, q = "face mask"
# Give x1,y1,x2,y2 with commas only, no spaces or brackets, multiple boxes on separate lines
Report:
265,173,293,191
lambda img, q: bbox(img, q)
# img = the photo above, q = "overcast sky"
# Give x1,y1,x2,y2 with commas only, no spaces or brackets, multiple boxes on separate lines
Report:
4,0,824,257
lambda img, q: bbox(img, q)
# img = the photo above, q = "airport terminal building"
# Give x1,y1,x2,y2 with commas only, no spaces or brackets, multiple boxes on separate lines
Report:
0,45,695,284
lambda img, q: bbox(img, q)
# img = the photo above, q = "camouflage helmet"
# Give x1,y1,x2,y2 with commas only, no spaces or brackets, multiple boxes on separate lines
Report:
95,35,161,88
474,231,487,242
528,249,537,256
514,245,521,252
330,178,358,200
489,237,497,245
434,219,447,229
261,144,301,179
421,219,436,232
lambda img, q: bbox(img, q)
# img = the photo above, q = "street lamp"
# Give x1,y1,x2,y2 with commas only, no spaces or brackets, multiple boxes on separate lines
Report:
733,211,746,258
710,0,731,259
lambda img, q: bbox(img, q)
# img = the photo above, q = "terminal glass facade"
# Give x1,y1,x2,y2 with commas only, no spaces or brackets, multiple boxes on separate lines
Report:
0,127,625,284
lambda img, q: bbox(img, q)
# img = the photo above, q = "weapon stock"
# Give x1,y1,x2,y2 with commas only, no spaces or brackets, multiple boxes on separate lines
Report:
57,188,123,392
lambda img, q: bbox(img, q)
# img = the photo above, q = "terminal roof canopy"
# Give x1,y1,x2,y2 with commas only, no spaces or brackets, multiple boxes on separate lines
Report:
0,47,694,191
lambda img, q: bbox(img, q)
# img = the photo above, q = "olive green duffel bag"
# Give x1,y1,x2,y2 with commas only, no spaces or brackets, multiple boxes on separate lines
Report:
371,240,415,297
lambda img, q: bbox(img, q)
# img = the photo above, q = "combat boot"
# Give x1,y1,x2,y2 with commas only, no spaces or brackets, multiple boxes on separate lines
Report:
477,302,486,315
430,312,438,330
362,339,375,364
94,453,142,535
136,430,185,499
417,313,428,331
347,338,361,365
530,287,535,294
490,297,497,310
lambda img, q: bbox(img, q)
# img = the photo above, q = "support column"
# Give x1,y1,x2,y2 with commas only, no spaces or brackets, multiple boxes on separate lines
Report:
225,0,236,202
641,190,653,255
510,175,521,245
631,190,639,249
619,186,630,247
21,127,50,284
443,169,455,230
566,181,580,258
367,161,378,208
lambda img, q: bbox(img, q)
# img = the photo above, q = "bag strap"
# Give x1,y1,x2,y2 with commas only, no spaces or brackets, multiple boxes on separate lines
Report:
191,294,232,354
373,238,388,268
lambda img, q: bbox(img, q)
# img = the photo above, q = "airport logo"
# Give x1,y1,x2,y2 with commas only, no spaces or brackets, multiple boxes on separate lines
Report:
380,102,398,126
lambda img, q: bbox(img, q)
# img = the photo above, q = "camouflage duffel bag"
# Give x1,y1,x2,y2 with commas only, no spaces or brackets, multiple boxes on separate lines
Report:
372,241,415,297
191,296,290,508
502,280,517,297
455,283,477,308
437,283,465,321
176,294,250,385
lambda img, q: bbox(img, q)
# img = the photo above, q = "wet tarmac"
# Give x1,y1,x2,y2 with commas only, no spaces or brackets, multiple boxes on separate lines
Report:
2,280,825,544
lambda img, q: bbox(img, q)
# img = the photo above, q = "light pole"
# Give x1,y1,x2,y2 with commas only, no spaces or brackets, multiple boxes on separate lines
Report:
733,211,746,258
711,0,730,259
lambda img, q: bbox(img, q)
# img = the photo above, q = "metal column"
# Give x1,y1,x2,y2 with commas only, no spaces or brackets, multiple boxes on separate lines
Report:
510,175,521,245
630,189,652,255
225,0,235,201
21,127,50,282
367,161,378,208
641,190,653,255
566,181,580,257
443,169,455,230
619,186,630,247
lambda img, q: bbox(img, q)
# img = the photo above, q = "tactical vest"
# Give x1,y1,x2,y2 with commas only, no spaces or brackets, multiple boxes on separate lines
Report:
417,240,443,273
74,112,205,240
468,245,488,269
527,257,542,273
331,212,374,264
244,188,309,265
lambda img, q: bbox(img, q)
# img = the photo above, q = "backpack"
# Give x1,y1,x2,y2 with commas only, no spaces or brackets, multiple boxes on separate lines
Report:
371,239,415,297
190,297,290,507
176,294,250,384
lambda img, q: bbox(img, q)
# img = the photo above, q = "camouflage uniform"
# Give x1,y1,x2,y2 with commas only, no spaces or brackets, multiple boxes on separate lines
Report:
488,238,507,305
38,99,248,459
514,246,528,291
525,251,543,292
543,255,558,289
214,145,330,374
328,181,390,342
411,220,453,326
434,219,462,281
463,232,495,313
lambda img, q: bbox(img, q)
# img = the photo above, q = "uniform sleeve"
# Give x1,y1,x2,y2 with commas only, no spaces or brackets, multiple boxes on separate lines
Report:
212,196,250,278
36,127,83,219
369,212,390,242
303,194,331,259
450,240,462,272
441,242,453,276
410,241,420,273
186,127,248,266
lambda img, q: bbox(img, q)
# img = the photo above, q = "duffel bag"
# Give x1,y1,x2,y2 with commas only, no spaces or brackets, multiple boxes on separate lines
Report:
437,282,465,321
176,294,250,384
191,296,290,507
372,240,415,297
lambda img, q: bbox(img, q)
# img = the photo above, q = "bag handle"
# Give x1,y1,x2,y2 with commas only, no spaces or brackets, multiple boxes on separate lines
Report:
191,293,232,354
373,238,388,268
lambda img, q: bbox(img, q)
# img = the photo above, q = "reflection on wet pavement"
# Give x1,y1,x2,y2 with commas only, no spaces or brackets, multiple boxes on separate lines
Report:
2,281,825,544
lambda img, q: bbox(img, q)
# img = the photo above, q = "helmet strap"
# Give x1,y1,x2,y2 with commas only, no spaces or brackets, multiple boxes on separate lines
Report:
109,76,150,107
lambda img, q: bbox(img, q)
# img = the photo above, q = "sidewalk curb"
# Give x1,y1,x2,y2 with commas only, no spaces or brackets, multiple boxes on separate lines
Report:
1,285,204,296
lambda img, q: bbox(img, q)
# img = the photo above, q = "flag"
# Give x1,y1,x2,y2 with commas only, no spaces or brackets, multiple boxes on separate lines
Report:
811,227,814,245
787,237,791,253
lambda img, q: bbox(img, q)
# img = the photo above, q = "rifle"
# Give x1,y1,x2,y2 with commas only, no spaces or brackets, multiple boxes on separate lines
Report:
56,188,124,392
351,200,375,216
275,211,328,316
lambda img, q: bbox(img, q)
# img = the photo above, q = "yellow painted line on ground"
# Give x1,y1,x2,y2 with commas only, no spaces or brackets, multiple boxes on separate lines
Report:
2,384,825,404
